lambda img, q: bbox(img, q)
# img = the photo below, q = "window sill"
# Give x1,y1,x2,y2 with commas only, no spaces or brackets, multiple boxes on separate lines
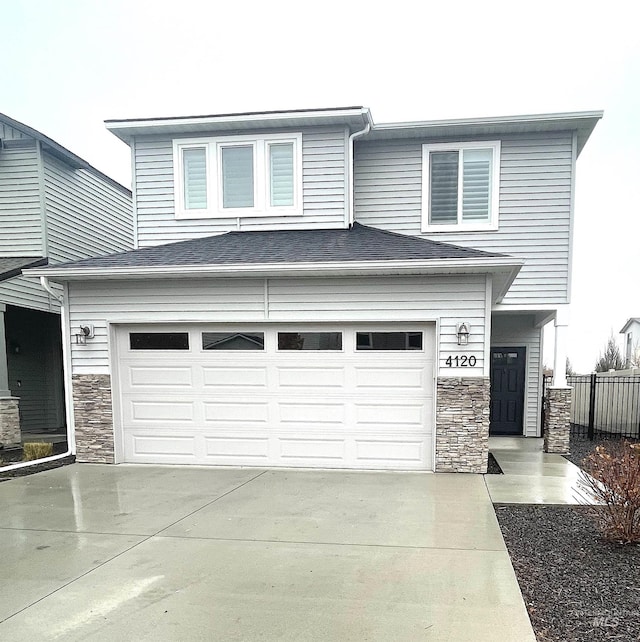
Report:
420,222,499,234
175,208,303,220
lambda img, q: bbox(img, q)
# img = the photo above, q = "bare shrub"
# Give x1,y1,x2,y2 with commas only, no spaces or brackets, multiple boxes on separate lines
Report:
22,442,53,461
580,441,640,544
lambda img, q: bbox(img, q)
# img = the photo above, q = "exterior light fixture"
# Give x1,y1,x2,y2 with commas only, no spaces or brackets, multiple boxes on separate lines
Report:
75,325,94,345
456,322,470,346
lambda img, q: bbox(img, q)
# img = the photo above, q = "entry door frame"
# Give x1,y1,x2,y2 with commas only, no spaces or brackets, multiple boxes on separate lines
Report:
489,346,526,436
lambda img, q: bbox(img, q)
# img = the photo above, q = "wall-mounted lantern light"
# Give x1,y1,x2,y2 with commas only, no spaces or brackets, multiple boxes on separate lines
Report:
456,322,470,346
75,325,94,345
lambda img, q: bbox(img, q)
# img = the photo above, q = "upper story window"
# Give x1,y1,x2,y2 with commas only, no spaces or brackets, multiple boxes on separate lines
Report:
173,133,302,219
421,141,500,232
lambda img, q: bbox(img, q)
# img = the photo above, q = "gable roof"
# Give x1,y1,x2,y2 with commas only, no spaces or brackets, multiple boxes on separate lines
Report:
620,318,640,333
27,224,523,303
0,112,131,196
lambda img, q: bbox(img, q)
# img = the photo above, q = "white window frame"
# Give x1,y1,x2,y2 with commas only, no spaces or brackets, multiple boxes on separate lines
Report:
421,140,500,233
173,132,302,219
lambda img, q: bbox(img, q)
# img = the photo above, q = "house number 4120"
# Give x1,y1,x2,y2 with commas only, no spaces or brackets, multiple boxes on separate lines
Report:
445,355,477,367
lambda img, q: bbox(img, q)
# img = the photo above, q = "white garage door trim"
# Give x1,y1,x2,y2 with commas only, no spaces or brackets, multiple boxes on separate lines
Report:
112,323,436,470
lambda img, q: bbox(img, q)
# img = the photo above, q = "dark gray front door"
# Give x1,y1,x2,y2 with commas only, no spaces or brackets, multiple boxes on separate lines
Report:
490,347,526,435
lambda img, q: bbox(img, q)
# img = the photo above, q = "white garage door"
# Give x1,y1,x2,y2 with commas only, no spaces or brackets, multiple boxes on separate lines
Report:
115,324,435,470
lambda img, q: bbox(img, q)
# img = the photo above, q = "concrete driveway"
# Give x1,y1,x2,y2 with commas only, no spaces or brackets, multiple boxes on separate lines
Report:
0,465,535,641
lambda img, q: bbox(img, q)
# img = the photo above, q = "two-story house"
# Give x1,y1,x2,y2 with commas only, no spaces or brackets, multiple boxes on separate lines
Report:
29,107,601,472
621,317,640,368
0,113,133,448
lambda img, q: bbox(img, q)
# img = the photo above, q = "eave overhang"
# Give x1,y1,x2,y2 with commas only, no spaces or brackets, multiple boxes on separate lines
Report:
106,107,374,144
0,256,48,282
27,256,522,304
368,110,603,156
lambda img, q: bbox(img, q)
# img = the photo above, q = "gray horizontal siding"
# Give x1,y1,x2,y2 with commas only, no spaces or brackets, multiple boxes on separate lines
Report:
0,275,61,313
354,132,574,306
44,152,133,263
134,127,347,247
68,274,487,376
0,122,29,141
491,314,542,437
0,142,43,256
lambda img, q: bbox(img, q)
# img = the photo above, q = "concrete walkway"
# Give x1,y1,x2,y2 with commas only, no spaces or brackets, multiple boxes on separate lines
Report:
0,464,535,641
486,436,587,504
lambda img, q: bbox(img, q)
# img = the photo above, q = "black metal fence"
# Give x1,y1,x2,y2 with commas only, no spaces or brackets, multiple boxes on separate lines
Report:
567,374,640,440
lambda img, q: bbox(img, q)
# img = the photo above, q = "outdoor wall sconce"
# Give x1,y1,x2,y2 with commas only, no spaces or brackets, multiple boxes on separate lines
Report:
456,322,470,346
75,324,94,345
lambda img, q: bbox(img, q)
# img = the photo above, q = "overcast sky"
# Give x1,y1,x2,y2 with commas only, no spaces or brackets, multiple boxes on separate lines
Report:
2,0,638,373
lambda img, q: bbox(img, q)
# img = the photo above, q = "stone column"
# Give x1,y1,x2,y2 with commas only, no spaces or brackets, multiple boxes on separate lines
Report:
435,377,491,473
543,386,571,454
0,305,21,447
72,374,115,463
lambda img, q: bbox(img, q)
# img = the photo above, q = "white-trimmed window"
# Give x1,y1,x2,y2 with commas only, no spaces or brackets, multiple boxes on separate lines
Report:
174,133,302,219
421,141,500,232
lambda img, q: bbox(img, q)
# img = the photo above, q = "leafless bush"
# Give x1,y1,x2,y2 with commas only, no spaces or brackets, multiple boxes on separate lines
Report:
579,441,640,544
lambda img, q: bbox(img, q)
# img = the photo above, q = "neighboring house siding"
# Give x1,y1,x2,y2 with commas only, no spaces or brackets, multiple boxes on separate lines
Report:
354,132,573,306
0,141,43,256
0,122,30,141
0,277,57,312
67,274,487,376
44,152,133,263
491,314,542,437
134,127,347,247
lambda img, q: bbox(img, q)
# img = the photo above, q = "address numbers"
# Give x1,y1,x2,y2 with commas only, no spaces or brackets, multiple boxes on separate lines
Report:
445,355,477,367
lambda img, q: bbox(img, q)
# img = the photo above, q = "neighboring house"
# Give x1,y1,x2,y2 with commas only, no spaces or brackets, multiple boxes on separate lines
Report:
620,317,640,367
0,114,133,448
30,106,601,472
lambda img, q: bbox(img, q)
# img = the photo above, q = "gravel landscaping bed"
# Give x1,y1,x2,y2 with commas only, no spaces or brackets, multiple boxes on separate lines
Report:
496,504,640,642
566,433,640,469
486,451,503,474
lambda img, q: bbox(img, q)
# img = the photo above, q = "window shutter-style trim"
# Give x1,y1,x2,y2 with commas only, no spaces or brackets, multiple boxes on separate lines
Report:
182,148,207,210
269,143,294,207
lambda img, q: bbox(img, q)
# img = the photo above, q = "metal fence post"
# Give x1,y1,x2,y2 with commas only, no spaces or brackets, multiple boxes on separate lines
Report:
587,372,597,440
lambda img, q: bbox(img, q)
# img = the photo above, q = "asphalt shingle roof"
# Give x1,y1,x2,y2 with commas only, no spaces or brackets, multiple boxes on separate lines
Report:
0,256,47,282
46,223,506,271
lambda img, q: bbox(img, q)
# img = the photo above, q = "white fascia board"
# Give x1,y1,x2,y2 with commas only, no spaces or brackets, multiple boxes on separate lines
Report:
374,110,604,132
27,256,522,299
106,108,374,143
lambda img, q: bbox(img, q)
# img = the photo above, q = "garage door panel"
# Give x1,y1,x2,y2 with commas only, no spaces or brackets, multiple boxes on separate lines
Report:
129,366,193,387
204,436,270,459
277,367,345,389
355,402,424,426
130,434,197,457
129,401,194,422
278,438,345,461
203,401,269,424
355,439,425,464
117,324,435,470
202,366,268,388
355,366,428,391
278,402,345,425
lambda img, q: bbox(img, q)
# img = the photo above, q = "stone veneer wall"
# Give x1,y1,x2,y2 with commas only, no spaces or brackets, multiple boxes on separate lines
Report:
435,377,490,473
72,374,115,463
0,398,20,447
543,386,571,454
